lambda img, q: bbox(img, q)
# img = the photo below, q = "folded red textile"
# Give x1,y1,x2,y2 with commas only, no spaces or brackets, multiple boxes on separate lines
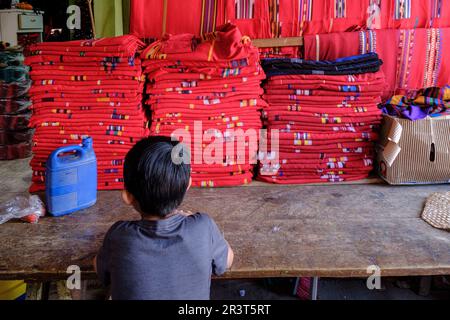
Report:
257,175,371,184
270,125,379,134
29,35,144,56
0,142,32,160
264,95,381,104
147,94,265,106
147,83,264,94
145,67,264,79
31,96,142,104
31,35,143,49
30,92,141,101
265,114,381,123
141,57,258,70
30,70,142,78
264,89,384,97
141,24,265,187
31,101,143,109
26,55,136,65
29,64,142,72
29,86,144,96
141,24,257,62
260,66,385,184
27,35,147,191
264,109,382,118
277,131,378,140
148,98,266,109
150,104,262,114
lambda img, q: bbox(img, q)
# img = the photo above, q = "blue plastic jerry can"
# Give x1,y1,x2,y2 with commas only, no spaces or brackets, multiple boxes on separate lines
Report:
46,137,97,217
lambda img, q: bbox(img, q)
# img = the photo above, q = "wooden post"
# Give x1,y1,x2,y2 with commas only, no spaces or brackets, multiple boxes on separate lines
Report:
162,0,168,36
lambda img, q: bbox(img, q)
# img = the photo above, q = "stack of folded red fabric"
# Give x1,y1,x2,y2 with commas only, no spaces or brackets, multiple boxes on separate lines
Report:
258,54,385,184
141,24,266,187
26,35,147,191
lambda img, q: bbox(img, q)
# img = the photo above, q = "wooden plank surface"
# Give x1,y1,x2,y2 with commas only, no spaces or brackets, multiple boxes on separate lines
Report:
0,173,449,281
252,37,304,48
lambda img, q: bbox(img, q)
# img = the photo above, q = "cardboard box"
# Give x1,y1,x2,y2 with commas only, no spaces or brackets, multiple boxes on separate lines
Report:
378,115,450,185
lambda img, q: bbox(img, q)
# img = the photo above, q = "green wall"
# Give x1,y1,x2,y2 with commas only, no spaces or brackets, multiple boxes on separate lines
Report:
93,0,130,38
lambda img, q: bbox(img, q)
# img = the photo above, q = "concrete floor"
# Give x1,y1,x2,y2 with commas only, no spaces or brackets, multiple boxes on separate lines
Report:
45,277,449,300
1,158,449,300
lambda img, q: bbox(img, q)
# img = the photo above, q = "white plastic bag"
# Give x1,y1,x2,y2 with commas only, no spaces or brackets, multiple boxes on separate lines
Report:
0,195,45,224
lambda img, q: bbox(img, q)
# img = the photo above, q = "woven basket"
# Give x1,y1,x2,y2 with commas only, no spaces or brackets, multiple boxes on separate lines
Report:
422,192,450,231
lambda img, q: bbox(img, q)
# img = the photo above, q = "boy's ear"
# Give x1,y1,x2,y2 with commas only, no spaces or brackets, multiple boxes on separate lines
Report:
122,190,135,205
187,177,192,191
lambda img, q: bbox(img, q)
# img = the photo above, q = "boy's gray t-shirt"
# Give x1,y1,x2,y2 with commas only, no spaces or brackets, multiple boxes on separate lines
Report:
96,213,229,300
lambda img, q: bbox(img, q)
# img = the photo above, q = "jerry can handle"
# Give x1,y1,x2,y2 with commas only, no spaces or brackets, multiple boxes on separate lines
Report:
50,145,86,163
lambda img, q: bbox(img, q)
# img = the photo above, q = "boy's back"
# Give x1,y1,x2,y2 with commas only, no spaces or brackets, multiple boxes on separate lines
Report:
97,213,229,300
95,136,233,300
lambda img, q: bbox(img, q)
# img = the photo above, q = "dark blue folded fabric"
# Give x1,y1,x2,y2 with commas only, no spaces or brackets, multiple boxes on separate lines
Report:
262,53,383,78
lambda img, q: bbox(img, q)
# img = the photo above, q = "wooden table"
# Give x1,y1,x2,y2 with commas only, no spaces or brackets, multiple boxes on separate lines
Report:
0,182,449,282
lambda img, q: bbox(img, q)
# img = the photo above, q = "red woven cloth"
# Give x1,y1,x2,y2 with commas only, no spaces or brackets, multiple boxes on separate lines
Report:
129,0,450,39
130,0,271,39
304,28,450,99
26,35,147,192
259,69,384,184
142,24,265,187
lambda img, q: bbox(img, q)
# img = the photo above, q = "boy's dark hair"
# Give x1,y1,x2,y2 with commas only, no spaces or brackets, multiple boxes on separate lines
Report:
124,136,191,217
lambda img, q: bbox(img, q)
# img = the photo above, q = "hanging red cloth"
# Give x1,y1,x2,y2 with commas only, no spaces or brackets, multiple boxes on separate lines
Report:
130,0,209,38
218,0,271,38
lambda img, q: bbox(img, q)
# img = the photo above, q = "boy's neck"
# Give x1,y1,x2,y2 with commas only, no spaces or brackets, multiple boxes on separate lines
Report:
141,210,178,221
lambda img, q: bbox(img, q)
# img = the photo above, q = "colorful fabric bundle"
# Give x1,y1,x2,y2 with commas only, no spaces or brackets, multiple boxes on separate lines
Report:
26,35,147,192
259,53,385,184
382,85,450,120
0,49,33,161
141,24,265,187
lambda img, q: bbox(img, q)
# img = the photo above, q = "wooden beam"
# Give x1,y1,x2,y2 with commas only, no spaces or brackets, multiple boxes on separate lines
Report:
252,37,304,48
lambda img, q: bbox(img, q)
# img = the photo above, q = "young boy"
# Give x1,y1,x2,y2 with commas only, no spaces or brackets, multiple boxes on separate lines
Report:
94,136,234,300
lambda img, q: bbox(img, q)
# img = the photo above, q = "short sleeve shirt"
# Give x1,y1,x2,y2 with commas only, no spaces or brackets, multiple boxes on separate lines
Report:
96,213,229,300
